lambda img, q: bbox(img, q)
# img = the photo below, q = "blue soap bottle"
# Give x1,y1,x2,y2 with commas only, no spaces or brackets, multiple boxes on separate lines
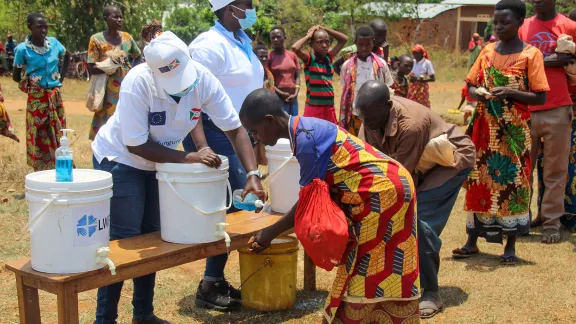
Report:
55,129,74,182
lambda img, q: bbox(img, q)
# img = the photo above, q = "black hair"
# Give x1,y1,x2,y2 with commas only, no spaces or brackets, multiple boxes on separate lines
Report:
26,12,45,27
355,26,375,40
494,0,526,21
356,80,391,110
253,44,268,53
311,28,328,42
103,5,121,18
240,89,285,123
141,20,162,43
270,26,285,36
370,18,388,32
569,9,576,21
399,53,414,63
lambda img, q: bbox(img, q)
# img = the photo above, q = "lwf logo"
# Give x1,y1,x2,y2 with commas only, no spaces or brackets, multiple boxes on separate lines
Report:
74,214,110,247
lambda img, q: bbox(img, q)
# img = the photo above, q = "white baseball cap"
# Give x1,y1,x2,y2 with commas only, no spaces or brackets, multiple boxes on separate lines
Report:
144,31,198,95
210,0,234,12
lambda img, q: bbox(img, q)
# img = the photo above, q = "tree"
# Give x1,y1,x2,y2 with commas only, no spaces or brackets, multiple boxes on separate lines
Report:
165,2,214,44
276,0,322,46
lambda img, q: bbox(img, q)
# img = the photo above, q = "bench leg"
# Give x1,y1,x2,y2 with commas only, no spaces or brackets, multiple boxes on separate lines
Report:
303,252,316,291
57,284,79,324
15,274,41,324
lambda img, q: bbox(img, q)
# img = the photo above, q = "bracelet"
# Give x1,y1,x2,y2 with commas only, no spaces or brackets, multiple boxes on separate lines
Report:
198,147,211,153
295,85,300,88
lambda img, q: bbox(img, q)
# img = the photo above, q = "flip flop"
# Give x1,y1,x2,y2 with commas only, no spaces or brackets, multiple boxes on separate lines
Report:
500,255,518,265
419,299,445,319
452,246,480,259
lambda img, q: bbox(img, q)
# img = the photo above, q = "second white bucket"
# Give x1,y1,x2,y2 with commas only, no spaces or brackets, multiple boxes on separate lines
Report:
156,157,230,244
266,139,301,213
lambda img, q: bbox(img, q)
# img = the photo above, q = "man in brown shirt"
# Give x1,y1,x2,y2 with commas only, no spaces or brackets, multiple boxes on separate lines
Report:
356,81,475,319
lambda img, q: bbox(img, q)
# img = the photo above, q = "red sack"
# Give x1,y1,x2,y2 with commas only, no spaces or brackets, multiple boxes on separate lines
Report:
295,178,349,271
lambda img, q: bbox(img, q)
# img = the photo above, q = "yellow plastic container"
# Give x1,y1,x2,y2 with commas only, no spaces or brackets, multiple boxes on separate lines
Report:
239,236,299,311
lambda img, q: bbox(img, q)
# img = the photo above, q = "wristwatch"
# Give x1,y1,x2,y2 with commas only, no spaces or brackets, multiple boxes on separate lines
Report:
246,170,262,179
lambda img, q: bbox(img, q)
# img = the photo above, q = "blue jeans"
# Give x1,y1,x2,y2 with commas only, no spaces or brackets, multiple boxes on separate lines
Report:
182,115,247,281
417,168,470,292
282,100,298,116
93,157,159,323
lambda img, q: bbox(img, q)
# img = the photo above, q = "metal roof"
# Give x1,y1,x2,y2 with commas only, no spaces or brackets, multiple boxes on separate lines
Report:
361,2,462,19
441,0,499,5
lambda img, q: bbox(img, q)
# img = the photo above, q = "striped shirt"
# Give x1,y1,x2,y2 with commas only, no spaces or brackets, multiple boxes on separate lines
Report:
304,53,334,107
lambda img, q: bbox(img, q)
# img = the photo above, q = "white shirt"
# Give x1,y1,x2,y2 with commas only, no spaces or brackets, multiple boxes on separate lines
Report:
92,61,241,171
189,22,264,112
340,56,393,115
411,58,435,78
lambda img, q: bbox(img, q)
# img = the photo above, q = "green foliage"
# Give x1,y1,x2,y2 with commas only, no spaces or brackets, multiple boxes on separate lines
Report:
276,0,322,45
165,1,214,45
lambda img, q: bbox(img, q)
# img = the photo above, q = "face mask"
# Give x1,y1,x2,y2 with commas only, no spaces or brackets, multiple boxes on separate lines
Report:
231,5,257,30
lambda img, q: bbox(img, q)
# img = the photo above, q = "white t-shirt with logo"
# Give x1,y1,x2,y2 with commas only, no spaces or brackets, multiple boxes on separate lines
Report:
189,23,264,112
411,58,435,79
92,61,241,171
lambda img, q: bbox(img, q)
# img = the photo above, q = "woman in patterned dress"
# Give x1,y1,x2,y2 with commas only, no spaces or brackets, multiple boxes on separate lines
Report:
13,12,70,171
452,0,549,264
407,45,435,108
240,89,420,324
87,5,141,140
0,85,19,142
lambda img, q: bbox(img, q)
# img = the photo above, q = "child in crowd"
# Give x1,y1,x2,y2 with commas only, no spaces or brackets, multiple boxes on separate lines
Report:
454,84,477,124
254,44,275,91
292,25,348,124
0,85,19,142
391,54,414,98
408,44,435,108
339,26,393,136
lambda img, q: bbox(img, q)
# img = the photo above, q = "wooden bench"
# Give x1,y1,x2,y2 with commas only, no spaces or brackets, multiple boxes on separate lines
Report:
4,211,317,324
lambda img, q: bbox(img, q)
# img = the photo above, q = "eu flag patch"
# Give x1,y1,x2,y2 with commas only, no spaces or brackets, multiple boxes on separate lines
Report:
149,111,166,126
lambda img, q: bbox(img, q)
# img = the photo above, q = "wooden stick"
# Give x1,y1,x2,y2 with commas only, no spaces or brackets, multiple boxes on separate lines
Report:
15,273,41,324
303,252,316,291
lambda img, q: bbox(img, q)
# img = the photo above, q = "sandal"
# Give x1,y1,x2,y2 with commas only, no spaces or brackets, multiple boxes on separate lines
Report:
452,246,480,259
419,298,445,319
500,255,518,265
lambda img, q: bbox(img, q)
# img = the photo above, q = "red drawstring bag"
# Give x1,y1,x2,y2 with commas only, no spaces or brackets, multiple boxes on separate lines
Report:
291,116,349,271
295,178,349,271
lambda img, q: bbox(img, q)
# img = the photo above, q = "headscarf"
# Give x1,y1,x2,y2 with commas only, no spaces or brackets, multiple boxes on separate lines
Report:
412,44,429,60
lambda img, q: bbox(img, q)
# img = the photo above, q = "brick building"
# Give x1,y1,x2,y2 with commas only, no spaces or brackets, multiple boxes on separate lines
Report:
361,0,498,52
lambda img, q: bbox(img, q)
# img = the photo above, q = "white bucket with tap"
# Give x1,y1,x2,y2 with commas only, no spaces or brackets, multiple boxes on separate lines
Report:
266,139,301,213
156,157,231,244
24,169,113,274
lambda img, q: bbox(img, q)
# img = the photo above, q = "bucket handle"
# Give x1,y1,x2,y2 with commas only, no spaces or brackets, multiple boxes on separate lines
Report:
160,172,232,215
22,194,59,232
265,155,295,185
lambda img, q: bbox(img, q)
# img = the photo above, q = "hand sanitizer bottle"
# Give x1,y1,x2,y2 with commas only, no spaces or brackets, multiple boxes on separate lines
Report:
232,189,265,211
55,129,74,182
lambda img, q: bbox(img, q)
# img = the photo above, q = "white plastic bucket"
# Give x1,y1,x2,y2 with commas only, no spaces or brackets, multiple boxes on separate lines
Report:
156,157,231,244
25,169,113,274
266,139,301,213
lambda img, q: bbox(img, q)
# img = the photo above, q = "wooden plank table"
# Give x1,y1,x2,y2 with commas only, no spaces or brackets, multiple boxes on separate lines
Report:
4,211,316,324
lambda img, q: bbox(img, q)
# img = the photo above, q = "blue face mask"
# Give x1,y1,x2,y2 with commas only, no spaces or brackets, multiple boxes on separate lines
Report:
232,5,257,30
167,85,193,98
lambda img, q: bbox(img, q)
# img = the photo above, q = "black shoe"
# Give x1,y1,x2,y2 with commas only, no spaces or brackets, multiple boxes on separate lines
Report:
196,280,242,311
214,279,241,300
132,316,171,324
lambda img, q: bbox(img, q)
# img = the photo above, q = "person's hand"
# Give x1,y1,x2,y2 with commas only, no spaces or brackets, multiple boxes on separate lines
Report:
277,90,289,100
491,87,514,101
307,25,322,37
286,94,297,103
184,148,222,168
8,133,20,143
242,175,268,212
545,53,575,66
248,230,273,253
409,75,418,82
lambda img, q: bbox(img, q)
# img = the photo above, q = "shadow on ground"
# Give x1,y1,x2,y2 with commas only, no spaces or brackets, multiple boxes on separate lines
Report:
445,251,536,272
439,286,469,309
178,290,328,323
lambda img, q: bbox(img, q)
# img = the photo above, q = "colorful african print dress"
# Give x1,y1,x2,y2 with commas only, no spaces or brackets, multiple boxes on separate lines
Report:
464,43,549,242
290,116,420,324
407,58,434,108
87,32,141,140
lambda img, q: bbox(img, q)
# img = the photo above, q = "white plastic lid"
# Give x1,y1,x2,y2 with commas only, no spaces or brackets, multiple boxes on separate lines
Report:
25,169,112,192
266,138,292,153
156,155,229,173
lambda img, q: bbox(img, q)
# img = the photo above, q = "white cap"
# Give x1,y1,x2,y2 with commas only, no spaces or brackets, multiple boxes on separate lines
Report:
210,0,234,11
144,31,198,95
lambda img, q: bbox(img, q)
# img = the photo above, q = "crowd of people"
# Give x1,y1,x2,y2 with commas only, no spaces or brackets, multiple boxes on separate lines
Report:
0,0,575,323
